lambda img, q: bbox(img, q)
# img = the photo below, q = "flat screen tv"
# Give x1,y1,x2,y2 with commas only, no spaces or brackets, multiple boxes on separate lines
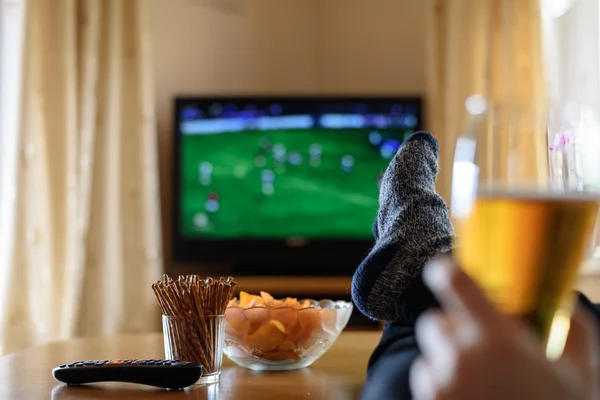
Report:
173,96,423,275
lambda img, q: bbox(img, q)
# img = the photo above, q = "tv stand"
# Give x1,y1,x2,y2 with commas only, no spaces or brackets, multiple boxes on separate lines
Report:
168,265,352,295
235,275,351,295
168,265,379,330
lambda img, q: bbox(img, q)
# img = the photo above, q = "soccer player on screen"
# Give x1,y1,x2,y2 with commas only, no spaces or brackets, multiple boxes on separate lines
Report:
309,143,322,167
199,161,213,186
341,155,355,173
261,169,275,196
205,192,219,213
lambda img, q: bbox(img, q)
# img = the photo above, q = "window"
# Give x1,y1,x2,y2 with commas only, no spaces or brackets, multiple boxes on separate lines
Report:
542,0,600,269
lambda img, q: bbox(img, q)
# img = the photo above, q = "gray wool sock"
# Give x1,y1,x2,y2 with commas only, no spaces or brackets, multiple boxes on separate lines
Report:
351,131,454,321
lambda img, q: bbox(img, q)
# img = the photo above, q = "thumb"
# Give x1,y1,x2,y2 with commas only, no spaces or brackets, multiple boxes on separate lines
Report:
423,257,507,334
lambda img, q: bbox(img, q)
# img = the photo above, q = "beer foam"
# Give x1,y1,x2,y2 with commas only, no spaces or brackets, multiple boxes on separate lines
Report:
477,189,600,202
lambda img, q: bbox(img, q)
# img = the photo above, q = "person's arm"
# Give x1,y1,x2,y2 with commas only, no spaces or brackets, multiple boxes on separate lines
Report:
361,274,600,400
409,258,600,400
576,292,600,334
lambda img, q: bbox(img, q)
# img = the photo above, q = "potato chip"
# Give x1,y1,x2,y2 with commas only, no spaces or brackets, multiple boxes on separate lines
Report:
271,307,299,335
294,307,322,348
246,321,287,352
260,291,278,307
286,297,302,309
278,340,296,352
239,291,264,308
297,307,321,331
244,306,270,335
225,308,252,341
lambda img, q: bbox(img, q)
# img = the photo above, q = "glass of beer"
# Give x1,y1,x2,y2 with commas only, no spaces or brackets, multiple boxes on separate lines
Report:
451,97,600,355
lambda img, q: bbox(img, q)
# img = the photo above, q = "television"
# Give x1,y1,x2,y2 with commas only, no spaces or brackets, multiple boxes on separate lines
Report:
173,97,423,276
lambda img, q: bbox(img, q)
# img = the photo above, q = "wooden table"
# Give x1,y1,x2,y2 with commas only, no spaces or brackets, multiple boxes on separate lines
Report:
0,331,381,400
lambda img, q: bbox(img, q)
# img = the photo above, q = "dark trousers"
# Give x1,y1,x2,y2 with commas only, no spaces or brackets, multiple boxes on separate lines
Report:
360,292,600,400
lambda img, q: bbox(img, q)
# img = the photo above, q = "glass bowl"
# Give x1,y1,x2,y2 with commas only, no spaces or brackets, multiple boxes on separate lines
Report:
223,299,353,371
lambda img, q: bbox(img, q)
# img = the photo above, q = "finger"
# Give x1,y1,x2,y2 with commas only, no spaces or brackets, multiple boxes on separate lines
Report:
423,257,506,334
409,357,436,400
562,303,600,379
415,310,458,379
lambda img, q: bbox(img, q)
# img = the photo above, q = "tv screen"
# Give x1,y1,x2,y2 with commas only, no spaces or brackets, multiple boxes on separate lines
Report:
175,97,422,241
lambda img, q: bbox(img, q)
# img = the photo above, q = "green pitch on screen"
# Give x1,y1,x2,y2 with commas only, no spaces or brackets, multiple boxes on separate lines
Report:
180,128,405,239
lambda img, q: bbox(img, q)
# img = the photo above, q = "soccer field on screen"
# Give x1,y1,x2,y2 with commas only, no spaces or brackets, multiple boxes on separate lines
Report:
180,128,405,239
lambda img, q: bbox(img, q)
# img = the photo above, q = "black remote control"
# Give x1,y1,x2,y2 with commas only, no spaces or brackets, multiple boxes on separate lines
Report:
52,359,203,390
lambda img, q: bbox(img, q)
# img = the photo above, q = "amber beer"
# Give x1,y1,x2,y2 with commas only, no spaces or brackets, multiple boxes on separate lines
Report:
455,192,599,342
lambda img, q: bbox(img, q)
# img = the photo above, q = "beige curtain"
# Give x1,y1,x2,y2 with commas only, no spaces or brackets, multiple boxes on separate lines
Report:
426,0,548,201
0,0,162,355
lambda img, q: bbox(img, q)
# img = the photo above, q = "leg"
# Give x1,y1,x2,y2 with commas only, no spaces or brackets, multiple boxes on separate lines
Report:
360,273,439,400
351,131,453,321
360,322,419,400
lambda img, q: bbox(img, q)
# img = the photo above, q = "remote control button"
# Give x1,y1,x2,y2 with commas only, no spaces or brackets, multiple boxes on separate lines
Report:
154,361,163,365
95,361,106,366
67,363,75,367
75,364,84,367
106,360,124,365
59,364,67,368
163,362,172,365
84,361,95,366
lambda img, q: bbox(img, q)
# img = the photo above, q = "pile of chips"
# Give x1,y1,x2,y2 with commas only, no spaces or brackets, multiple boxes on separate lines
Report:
227,291,317,309
224,291,338,360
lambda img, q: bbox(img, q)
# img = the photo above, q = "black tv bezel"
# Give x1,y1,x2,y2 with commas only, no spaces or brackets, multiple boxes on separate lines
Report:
172,96,423,276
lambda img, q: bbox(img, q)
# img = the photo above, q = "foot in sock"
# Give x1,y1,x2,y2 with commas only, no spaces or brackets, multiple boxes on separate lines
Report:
351,131,454,321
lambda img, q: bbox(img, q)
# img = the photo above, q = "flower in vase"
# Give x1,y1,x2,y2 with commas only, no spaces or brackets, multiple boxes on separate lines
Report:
549,131,574,151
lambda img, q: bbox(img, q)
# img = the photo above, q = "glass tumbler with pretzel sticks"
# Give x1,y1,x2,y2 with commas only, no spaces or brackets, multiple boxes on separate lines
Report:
163,314,226,385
